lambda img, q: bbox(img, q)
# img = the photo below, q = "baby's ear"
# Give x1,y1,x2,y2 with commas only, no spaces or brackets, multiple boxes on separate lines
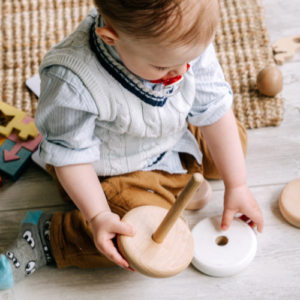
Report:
95,27,119,46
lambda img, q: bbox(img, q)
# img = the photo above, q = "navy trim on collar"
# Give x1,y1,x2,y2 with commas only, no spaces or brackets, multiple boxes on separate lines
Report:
89,17,168,107
146,152,167,168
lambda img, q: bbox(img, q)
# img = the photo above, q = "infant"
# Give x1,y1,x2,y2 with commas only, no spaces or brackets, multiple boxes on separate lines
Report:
0,0,263,289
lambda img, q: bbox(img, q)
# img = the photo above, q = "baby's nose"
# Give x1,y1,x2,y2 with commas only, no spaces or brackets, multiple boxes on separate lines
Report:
166,64,189,78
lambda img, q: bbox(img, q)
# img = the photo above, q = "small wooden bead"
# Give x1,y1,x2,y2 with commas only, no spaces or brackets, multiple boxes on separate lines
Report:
256,66,283,96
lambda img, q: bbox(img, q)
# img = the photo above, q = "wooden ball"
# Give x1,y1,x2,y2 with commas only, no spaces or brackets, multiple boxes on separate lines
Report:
279,178,300,228
257,66,283,96
117,206,194,278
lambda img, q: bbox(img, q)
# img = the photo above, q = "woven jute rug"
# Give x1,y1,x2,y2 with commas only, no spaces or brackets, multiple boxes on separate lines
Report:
214,0,283,128
0,0,283,128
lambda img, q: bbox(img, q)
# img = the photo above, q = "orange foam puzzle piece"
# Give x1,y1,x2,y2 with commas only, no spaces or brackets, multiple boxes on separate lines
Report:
0,101,39,141
0,135,6,146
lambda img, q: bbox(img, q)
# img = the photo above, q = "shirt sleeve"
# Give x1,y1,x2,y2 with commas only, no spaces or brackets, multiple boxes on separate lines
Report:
35,65,102,167
188,43,233,127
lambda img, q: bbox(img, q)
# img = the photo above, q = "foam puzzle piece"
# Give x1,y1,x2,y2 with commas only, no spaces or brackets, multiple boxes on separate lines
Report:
273,35,300,65
22,115,35,125
0,139,32,181
26,74,41,97
4,132,42,162
0,102,39,141
0,135,5,147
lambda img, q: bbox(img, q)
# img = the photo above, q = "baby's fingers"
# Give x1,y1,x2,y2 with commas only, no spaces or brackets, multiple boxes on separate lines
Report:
102,240,133,270
245,207,264,233
250,214,264,233
221,209,236,231
242,211,264,233
112,219,135,237
239,216,256,229
248,220,257,229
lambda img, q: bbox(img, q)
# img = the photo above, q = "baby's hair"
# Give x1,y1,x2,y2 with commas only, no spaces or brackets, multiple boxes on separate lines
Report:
93,0,220,46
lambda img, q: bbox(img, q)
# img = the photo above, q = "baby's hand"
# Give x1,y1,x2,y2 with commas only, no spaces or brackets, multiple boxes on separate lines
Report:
221,183,264,233
90,210,135,271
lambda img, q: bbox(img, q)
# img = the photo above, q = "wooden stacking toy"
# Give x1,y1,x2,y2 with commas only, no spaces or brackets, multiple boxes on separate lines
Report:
192,215,257,277
279,178,300,228
272,35,300,65
117,173,203,278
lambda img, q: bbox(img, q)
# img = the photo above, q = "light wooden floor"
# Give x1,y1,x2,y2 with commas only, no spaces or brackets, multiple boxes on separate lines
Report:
1,0,300,299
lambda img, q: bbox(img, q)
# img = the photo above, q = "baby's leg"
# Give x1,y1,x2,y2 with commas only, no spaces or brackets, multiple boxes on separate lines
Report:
181,119,248,179
32,169,193,270
50,210,115,269
0,211,53,289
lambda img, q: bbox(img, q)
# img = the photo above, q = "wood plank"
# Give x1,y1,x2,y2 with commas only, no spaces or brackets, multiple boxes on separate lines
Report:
0,205,76,241
0,162,70,211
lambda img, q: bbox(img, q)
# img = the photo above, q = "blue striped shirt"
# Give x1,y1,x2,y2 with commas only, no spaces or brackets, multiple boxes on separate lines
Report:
35,43,233,174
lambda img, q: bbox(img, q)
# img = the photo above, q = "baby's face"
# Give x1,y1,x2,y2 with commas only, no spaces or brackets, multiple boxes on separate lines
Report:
96,0,219,81
113,36,212,81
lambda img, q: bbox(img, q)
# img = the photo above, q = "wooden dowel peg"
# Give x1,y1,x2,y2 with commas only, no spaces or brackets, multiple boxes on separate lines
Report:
152,173,204,244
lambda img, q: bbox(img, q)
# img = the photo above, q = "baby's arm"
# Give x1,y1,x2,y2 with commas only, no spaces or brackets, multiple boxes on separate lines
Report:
190,44,263,232
200,108,264,232
54,163,135,270
36,66,135,269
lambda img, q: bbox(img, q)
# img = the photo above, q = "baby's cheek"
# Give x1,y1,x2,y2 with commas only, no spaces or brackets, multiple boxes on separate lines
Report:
120,54,160,80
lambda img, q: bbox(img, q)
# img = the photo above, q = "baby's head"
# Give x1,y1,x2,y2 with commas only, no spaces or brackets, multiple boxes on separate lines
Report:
94,0,219,81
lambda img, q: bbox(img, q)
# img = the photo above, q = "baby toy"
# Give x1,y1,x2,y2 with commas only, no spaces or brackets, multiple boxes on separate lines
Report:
0,102,39,141
117,173,203,278
272,35,300,65
279,178,300,228
256,66,283,97
0,102,42,181
191,215,257,277
26,74,41,97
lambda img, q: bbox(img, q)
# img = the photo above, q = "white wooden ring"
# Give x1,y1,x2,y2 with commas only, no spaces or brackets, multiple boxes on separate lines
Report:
191,215,257,277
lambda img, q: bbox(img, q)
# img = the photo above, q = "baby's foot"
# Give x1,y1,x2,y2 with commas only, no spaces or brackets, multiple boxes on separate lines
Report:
0,211,54,289
184,179,212,210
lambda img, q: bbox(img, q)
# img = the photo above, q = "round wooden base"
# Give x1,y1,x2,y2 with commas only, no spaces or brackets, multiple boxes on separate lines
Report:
279,178,300,228
117,206,194,278
192,215,257,277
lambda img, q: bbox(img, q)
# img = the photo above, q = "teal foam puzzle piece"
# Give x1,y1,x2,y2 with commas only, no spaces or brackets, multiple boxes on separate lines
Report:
0,139,32,181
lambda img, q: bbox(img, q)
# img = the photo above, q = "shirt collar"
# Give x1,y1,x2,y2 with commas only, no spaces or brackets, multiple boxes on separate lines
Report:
98,15,184,96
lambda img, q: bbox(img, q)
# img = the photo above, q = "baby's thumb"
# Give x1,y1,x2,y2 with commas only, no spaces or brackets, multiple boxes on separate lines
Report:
221,209,236,231
114,221,135,236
